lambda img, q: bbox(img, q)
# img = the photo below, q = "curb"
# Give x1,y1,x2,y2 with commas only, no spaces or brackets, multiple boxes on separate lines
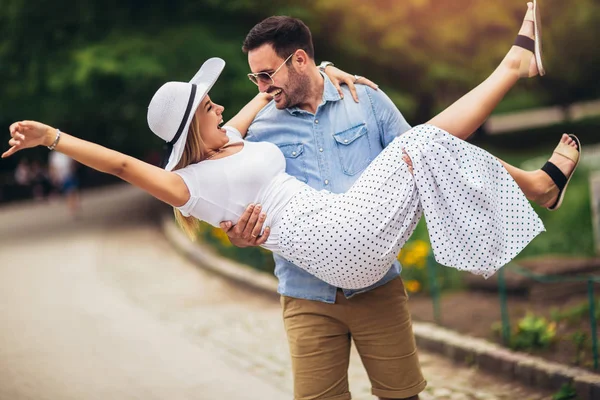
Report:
161,215,600,399
161,214,279,296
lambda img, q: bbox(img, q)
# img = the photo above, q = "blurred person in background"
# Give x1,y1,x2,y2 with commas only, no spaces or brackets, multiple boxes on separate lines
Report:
49,150,80,217
14,158,31,188
29,159,51,200
13,158,33,201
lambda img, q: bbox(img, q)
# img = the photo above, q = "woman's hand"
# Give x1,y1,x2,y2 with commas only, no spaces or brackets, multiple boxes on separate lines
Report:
322,66,379,103
3,120,55,158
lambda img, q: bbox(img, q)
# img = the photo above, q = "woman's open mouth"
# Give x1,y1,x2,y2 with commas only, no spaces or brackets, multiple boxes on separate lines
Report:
218,118,226,132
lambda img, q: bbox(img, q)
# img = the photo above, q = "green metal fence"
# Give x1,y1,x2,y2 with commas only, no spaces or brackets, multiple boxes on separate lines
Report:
426,254,600,370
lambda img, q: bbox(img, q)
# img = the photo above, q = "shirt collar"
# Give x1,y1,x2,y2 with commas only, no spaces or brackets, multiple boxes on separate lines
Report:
285,72,343,115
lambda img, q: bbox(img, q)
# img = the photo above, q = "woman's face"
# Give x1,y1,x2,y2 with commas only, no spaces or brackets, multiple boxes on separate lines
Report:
195,95,228,150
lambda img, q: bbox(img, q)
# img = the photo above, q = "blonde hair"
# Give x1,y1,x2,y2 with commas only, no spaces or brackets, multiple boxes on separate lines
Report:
172,113,208,240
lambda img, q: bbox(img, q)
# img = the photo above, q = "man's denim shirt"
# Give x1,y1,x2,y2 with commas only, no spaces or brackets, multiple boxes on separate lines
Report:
246,74,412,303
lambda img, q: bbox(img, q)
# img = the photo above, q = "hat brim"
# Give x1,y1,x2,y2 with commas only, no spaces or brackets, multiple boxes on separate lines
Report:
164,58,226,171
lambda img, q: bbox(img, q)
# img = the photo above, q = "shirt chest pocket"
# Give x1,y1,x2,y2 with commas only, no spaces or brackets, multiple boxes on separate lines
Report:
278,143,308,183
333,124,372,176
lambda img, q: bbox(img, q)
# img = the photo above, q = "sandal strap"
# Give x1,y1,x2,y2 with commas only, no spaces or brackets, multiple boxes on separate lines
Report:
553,140,580,163
541,161,567,190
514,35,535,53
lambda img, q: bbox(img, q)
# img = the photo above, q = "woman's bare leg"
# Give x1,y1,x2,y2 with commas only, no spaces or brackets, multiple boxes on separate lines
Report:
427,3,535,139
423,3,578,208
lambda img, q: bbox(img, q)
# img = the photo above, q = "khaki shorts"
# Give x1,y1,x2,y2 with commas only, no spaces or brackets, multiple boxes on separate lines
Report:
281,277,426,400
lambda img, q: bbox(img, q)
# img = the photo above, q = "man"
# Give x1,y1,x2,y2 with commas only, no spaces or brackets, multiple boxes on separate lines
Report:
221,16,426,400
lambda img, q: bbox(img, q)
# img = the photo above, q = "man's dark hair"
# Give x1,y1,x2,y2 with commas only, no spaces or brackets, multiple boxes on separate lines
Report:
242,16,314,60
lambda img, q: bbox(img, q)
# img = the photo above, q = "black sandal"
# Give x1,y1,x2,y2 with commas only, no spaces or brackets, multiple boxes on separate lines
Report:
541,134,581,211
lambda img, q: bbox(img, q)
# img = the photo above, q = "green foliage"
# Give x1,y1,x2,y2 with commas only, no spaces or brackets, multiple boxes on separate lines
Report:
2,0,599,166
552,383,578,400
511,313,557,351
310,0,600,120
196,222,275,274
569,330,589,366
516,167,595,259
551,300,600,326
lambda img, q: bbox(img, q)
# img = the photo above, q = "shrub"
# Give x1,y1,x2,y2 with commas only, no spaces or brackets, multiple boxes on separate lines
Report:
570,331,589,366
511,313,557,351
552,383,577,400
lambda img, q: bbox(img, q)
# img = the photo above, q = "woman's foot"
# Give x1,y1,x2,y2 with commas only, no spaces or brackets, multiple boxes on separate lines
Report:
504,2,540,78
532,134,579,208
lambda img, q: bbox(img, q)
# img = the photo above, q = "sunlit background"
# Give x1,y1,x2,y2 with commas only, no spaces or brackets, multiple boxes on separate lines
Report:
1,0,600,377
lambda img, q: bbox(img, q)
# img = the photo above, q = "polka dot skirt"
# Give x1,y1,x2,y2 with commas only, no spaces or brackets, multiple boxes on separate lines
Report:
277,124,545,289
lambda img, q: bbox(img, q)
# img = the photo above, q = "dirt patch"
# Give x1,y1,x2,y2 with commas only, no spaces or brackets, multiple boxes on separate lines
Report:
408,289,599,371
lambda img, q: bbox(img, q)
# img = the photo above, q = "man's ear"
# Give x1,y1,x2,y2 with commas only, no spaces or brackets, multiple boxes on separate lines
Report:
293,50,313,72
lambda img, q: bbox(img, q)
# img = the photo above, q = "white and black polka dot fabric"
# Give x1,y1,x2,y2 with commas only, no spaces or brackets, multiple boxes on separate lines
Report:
277,124,545,289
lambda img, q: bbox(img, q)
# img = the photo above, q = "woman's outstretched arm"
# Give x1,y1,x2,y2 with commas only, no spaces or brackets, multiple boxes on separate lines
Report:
4,121,190,207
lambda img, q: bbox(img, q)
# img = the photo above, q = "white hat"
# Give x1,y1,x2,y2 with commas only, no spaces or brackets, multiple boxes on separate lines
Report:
147,57,226,171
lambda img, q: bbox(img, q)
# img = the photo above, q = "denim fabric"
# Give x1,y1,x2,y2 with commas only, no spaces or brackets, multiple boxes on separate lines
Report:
246,73,412,303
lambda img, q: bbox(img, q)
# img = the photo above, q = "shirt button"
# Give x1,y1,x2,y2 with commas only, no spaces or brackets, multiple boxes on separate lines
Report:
319,148,323,152
315,119,319,124
292,151,297,156
344,139,349,143
324,180,329,185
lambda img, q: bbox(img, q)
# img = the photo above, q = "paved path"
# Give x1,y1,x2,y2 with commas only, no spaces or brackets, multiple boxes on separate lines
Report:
0,186,552,400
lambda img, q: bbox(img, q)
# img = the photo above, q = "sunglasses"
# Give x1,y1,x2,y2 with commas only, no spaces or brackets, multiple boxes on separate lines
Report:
247,52,295,86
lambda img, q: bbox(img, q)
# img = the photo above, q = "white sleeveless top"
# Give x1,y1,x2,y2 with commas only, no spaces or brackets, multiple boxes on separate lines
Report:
174,126,306,246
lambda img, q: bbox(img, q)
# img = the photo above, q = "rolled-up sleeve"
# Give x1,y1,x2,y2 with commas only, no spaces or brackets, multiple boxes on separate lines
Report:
173,168,197,217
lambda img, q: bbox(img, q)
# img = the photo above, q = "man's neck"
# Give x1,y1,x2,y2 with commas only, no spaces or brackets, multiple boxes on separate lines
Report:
295,68,325,114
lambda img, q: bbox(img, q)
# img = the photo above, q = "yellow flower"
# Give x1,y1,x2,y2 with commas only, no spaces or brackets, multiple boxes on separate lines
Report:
211,227,232,247
405,280,421,293
398,240,431,268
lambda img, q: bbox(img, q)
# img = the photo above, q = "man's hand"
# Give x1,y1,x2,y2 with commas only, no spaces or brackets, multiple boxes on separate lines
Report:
220,203,270,248
402,149,414,175
322,66,379,103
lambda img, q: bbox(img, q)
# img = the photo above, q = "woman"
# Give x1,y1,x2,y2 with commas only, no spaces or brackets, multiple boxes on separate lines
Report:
4,3,580,289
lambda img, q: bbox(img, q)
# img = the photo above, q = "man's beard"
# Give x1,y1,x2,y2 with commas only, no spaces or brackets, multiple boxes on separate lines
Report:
276,69,310,110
